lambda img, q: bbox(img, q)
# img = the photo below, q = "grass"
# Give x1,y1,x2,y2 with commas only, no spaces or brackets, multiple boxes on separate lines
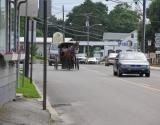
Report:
16,74,40,98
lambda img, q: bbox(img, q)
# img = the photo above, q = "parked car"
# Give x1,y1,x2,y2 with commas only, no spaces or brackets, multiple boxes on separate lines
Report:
105,53,118,66
76,53,87,64
113,52,150,77
87,57,98,64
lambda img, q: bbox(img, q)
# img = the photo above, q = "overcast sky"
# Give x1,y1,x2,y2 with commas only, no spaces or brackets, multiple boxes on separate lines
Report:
52,0,149,19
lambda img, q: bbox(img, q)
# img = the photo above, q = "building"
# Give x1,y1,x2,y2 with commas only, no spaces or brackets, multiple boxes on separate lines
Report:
0,0,16,106
38,0,52,18
0,0,39,106
103,31,138,56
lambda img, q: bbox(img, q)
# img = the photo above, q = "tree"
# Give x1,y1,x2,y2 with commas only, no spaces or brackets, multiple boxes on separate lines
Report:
108,3,140,33
138,23,156,52
148,0,160,32
65,0,108,41
47,16,63,37
138,0,160,52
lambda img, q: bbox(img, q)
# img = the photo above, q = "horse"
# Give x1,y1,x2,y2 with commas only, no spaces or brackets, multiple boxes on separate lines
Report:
61,42,79,70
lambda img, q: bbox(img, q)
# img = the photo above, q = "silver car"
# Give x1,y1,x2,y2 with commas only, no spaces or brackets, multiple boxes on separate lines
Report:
113,52,150,77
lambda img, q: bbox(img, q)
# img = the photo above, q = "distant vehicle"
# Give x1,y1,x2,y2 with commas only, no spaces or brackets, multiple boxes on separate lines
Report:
76,53,87,64
105,53,118,66
113,52,150,77
87,57,98,64
48,43,59,66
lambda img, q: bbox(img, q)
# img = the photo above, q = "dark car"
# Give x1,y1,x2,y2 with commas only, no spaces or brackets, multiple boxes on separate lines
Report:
113,52,150,77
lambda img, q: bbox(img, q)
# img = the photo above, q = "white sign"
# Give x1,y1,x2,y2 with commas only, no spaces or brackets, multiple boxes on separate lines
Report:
155,37,160,43
156,51,160,54
53,32,63,43
148,40,151,46
155,43,160,48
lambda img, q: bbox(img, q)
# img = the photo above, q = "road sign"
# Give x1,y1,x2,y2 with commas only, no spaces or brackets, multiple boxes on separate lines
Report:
155,33,160,37
155,43,160,48
155,37,160,43
156,51,160,54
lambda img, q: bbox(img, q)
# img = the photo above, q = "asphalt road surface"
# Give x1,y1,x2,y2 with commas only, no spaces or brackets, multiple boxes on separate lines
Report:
33,64,160,125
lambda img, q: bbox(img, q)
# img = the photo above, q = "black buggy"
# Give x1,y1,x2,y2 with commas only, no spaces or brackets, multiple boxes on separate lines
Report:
50,42,79,70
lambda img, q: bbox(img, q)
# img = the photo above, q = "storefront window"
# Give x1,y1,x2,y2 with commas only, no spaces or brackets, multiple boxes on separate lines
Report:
0,0,6,53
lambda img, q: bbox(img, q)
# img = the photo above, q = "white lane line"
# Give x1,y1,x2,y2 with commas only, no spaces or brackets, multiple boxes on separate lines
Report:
81,66,160,93
81,67,107,76
118,78,160,93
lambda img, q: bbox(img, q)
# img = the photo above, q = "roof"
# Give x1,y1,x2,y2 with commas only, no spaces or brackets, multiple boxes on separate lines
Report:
19,37,73,43
103,32,130,41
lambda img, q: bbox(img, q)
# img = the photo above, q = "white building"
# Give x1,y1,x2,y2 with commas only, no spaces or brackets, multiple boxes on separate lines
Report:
103,31,138,56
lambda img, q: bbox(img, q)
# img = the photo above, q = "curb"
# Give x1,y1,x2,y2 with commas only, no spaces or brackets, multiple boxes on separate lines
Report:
33,81,61,122
150,66,160,70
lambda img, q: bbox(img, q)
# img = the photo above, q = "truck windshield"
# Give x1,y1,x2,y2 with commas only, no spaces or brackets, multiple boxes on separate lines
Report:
50,44,58,50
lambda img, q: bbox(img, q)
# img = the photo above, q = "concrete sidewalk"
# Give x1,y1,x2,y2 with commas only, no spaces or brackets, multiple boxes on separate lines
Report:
0,97,53,125
150,66,160,70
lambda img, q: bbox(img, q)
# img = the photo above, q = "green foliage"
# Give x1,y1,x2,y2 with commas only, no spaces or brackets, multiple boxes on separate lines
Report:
16,74,40,98
108,3,140,33
148,0,160,32
138,23,156,52
36,29,43,37
47,16,62,37
30,43,38,56
138,0,160,52
20,16,25,37
65,0,108,41
34,55,44,60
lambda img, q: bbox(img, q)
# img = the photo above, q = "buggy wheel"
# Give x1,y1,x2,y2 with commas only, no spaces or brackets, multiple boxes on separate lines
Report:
48,61,52,66
54,58,58,70
76,58,79,70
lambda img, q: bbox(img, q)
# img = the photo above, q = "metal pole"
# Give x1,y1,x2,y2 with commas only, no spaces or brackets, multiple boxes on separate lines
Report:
14,0,17,52
142,0,146,53
8,0,11,52
25,17,30,77
43,0,48,110
22,0,28,87
30,20,34,84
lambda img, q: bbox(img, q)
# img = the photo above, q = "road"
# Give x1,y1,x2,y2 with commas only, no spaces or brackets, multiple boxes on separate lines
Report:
33,64,160,125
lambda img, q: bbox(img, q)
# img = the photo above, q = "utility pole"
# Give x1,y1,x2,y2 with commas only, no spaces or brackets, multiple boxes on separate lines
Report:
62,5,65,42
142,0,146,53
83,13,92,57
86,15,90,57
43,0,48,110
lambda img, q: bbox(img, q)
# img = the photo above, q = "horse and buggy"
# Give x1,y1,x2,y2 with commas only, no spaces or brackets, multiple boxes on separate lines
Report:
48,42,79,70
